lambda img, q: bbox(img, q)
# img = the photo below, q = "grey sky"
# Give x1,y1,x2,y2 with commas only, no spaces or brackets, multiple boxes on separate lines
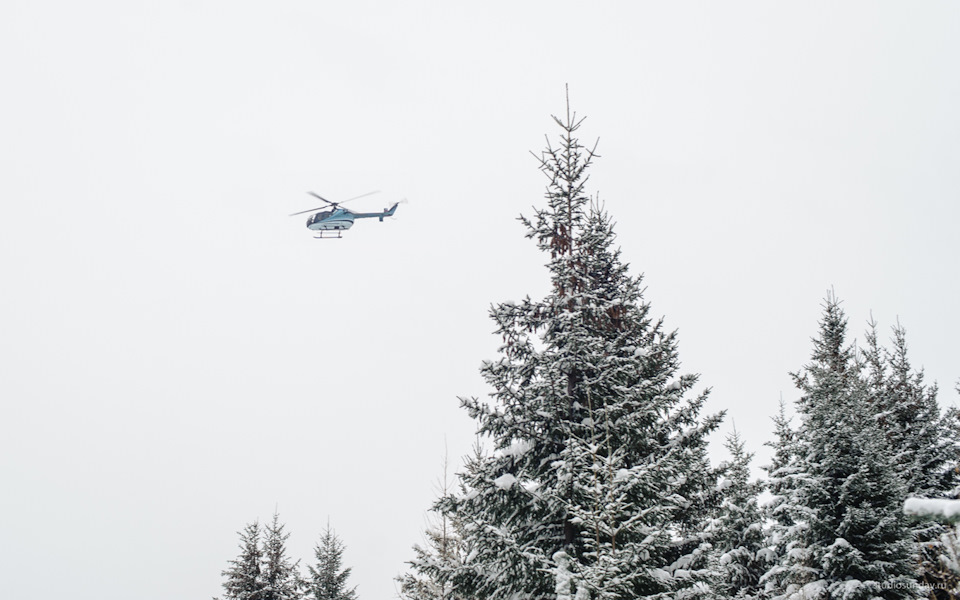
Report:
2,3,958,599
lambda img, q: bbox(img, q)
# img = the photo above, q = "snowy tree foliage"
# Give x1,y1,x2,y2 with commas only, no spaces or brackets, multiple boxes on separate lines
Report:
220,520,266,600
709,429,770,599
760,399,803,598
862,320,960,599
436,97,723,600
902,499,960,598
262,514,304,600
307,523,357,600
398,511,467,600
219,514,361,600
399,450,468,600
763,294,920,600
219,514,304,600
861,319,960,499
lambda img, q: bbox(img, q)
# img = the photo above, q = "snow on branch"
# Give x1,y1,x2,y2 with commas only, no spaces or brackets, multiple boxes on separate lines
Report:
904,497,960,521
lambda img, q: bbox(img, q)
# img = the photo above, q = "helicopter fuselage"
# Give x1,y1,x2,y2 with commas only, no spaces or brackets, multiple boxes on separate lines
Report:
307,208,355,231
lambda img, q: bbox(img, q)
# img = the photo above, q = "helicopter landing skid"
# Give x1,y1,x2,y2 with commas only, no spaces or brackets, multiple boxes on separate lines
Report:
313,231,343,239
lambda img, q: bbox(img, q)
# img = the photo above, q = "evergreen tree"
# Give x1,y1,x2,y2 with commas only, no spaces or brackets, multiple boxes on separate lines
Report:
399,450,468,600
862,320,958,499
220,521,266,600
261,513,304,600
767,294,919,600
759,400,803,598
439,96,723,600
308,522,357,600
710,429,770,599
863,320,960,598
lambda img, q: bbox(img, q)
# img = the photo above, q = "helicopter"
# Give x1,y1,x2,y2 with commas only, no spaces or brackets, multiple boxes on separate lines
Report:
289,191,399,239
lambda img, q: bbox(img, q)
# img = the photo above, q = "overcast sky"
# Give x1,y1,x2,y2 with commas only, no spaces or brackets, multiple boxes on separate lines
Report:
2,2,959,599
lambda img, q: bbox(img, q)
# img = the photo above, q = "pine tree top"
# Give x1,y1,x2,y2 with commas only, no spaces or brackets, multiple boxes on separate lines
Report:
309,523,357,600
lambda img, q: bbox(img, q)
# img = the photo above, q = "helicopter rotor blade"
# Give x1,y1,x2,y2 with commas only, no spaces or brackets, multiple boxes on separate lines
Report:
289,191,340,216
340,190,381,204
290,190,378,216
289,205,332,216
307,191,337,205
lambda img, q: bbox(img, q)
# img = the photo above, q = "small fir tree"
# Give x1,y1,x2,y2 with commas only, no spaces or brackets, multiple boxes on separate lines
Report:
759,400,804,598
399,450,468,600
308,523,357,600
710,429,769,599
220,521,266,600
261,513,304,600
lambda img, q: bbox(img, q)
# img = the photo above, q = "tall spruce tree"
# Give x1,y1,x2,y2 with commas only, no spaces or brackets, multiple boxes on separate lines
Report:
308,523,357,600
766,294,919,600
221,521,266,600
438,96,722,600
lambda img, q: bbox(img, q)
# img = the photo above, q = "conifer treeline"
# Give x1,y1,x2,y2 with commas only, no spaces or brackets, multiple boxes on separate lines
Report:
218,513,356,600
400,103,960,600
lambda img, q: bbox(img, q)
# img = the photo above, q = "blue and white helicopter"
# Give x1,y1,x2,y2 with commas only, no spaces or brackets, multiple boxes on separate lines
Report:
290,191,399,239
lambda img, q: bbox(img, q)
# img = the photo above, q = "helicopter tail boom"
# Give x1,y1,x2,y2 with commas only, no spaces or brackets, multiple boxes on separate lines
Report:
351,203,400,221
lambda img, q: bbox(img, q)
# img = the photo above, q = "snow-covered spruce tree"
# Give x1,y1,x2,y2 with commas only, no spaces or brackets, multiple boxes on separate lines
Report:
766,294,919,600
863,320,960,598
398,507,467,600
399,450,468,600
709,429,770,599
261,513,304,600
440,99,723,600
308,523,357,600
759,400,804,598
220,520,266,600
862,320,959,499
